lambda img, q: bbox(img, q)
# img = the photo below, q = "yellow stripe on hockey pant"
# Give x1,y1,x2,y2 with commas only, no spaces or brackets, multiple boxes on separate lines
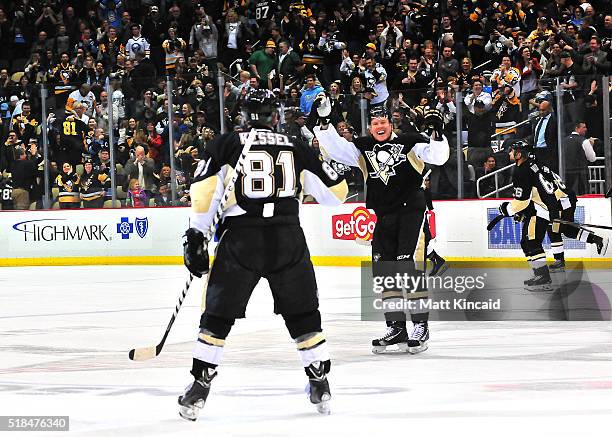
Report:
414,213,426,266
198,333,225,347
201,230,226,313
381,290,404,299
405,291,429,300
527,216,536,240
297,332,326,350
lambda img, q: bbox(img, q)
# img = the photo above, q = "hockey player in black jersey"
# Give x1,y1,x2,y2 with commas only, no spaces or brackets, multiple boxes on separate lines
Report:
545,174,608,272
313,96,450,354
179,89,348,421
499,140,608,285
498,140,559,290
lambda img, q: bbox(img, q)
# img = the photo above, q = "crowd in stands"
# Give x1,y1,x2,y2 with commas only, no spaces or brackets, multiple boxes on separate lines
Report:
0,0,611,210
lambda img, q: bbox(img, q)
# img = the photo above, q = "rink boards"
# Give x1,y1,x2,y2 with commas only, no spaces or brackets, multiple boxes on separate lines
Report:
0,197,610,266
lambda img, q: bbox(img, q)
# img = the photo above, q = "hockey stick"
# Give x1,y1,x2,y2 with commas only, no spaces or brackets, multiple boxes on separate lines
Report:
487,214,505,231
552,219,612,232
128,129,258,361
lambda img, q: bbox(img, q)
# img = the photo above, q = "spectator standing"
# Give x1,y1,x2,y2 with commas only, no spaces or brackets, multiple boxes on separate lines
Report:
317,19,346,86
10,147,37,210
162,27,187,75
141,5,167,74
465,100,494,149
66,83,97,117
559,51,583,128
516,47,542,116
277,40,304,80
189,15,219,76
221,9,249,67
363,58,388,107
125,24,150,60
299,74,323,115
563,121,598,194
249,40,277,86
532,91,559,172
464,80,492,113
124,145,156,196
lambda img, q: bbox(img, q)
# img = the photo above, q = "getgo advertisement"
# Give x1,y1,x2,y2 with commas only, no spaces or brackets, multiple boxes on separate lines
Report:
332,206,377,242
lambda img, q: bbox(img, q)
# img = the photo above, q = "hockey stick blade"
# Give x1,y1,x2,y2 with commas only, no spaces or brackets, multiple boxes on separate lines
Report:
128,273,193,361
129,346,157,361
127,129,258,362
487,214,504,231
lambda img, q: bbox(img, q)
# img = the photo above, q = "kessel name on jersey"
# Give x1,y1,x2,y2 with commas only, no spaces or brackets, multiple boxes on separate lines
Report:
239,131,293,146
365,143,406,185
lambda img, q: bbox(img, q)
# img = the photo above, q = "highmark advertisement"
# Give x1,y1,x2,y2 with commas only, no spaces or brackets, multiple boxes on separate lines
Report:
6,210,158,254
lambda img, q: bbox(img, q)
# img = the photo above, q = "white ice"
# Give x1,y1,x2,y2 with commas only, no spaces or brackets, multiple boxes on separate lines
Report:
1,265,612,437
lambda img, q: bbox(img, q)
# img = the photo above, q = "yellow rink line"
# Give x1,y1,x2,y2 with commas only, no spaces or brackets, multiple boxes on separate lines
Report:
0,256,611,268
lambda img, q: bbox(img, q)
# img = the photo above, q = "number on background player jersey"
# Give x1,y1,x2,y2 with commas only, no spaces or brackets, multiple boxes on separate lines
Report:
1,186,11,201
241,150,297,198
63,121,77,136
255,0,275,21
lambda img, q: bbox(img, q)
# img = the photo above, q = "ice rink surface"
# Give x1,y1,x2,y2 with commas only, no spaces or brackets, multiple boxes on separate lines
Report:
1,265,612,437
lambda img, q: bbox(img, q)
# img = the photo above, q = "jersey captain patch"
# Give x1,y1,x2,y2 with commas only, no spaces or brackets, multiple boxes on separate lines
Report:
365,143,406,185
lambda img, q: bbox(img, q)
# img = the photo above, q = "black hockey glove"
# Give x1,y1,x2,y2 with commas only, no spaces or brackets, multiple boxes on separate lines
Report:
498,201,511,217
313,92,332,127
183,228,209,278
423,108,444,139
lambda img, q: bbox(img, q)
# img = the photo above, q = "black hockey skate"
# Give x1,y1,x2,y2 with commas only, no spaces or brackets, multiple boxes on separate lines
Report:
407,322,429,354
178,368,217,421
524,272,552,291
596,236,609,256
305,361,331,415
428,252,449,276
372,322,408,354
549,259,565,273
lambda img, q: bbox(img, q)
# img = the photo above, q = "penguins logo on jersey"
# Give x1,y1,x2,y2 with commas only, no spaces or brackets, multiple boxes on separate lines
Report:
329,160,351,176
365,143,406,185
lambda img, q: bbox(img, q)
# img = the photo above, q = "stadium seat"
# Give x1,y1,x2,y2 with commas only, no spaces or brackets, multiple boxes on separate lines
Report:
76,164,84,176
116,186,127,199
29,202,37,210
103,200,121,208
149,198,156,207
52,202,60,209
52,187,59,200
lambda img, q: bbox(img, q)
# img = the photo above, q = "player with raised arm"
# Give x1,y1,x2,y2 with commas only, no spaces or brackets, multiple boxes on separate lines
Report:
178,89,348,421
313,95,450,354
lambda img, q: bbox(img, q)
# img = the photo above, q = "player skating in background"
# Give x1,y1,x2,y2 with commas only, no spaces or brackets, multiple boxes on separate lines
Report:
498,140,558,290
498,140,608,290
313,96,450,354
179,89,348,420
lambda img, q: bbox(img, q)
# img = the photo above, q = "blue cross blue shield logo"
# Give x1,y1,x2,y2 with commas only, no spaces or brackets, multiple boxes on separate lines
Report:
135,217,148,238
116,217,133,239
